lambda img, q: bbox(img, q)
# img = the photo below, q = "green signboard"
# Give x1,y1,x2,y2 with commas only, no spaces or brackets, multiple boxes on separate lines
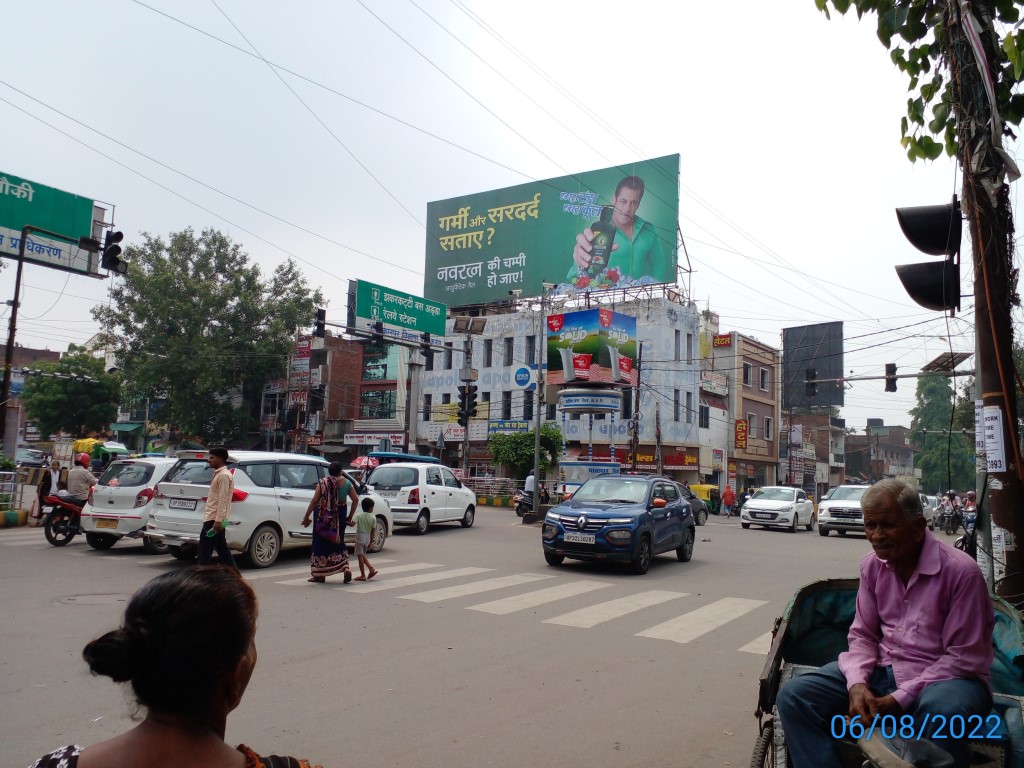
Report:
0,171,98,274
424,155,679,305
352,280,447,340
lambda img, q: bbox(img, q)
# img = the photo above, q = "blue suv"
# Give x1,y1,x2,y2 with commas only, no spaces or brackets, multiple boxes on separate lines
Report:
541,473,696,575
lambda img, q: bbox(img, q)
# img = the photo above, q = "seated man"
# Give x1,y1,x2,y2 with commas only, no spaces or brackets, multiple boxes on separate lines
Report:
777,479,993,768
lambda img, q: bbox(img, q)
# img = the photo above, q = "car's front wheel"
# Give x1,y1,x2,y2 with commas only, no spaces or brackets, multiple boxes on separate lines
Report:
369,516,388,553
789,513,799,533
741,522,750,529
806,514,816,532
676,528,694,562
818,527,829,537
544,551,564,567
460,506,475,528
630,534,652,575
246,524,281,568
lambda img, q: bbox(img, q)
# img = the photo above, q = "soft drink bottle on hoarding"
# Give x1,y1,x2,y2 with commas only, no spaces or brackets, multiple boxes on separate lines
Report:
586,206,616,277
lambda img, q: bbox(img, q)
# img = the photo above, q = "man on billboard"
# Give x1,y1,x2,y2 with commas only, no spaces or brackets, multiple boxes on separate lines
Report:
568,175,670,283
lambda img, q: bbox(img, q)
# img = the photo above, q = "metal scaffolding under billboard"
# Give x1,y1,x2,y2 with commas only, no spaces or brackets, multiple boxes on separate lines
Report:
782,321,845,409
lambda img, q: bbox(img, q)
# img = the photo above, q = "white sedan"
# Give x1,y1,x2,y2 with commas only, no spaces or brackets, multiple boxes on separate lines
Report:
364,462,477,534
740,486,816,532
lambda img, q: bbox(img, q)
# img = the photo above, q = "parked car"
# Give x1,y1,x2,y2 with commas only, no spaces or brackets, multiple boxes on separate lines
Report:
816,484,871,537
15,447,47,468
739,486,815,532
80,457,177,553
363,462,476,534
541,473,695,575
919,493,937,530
678,484,710,525
146,451,393,568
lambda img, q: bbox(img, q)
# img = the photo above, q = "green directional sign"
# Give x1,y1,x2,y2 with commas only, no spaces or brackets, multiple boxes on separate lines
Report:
0,171,99,274
352,280,447,339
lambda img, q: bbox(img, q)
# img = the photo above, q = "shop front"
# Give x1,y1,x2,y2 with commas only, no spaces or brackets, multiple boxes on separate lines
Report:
570,444,700,482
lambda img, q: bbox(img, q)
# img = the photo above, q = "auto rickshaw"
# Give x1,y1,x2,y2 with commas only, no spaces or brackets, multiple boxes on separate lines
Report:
690,484,720,515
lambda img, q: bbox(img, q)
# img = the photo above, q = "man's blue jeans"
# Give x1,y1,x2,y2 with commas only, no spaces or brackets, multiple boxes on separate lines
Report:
776,662,991,768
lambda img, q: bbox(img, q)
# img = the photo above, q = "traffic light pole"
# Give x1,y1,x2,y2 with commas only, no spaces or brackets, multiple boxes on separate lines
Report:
461,335,472,477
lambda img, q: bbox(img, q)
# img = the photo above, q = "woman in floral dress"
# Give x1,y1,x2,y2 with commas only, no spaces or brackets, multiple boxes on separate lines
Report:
301,461,358,583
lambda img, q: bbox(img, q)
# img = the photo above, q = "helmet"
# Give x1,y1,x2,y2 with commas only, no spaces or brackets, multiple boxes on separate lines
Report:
76,453,91,467
967,490,977,500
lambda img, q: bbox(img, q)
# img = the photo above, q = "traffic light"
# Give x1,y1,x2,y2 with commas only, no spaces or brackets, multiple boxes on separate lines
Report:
369,321,383,338
101,230,127,274
885,363,898,392
895,196,961,312
308,385,325,412
805,368,817,398
457,384,478,428
420,332,433,363
314,308,326,338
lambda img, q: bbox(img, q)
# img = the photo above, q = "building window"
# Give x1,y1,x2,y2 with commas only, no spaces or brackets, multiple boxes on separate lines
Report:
502,391,512,420
674,330,681,361
422,393,432,422
674,389,681,422
442,393,451,406
443,342,453,370
504,337,514,366
523,391,534,420
546,403,557,420
765,416,774,441
686,391,694,424
526,335,536,365
484,339,493,367
699,403,710,429
747,412,758,438
360,389,396,420
760,367,769,391
686,333,693,365
743,363,752,386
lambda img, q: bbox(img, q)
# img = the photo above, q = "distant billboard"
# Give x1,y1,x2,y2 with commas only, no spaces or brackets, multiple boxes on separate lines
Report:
424,155,680,305
782,321,845,409
546,308,637,387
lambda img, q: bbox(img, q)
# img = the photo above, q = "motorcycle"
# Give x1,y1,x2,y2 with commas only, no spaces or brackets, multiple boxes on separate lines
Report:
42,495,85,547
513,485,551,517
954,506,978,552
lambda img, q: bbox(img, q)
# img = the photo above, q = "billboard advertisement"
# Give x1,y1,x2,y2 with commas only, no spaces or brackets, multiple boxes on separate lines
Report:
424,155,679,305
546,308,637,387
782,321,845,409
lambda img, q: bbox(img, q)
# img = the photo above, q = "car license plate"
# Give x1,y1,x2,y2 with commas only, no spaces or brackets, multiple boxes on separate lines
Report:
377,490,398,498
95,518,119,529
754,513,772,520
169,499,197,511
564,531,595,544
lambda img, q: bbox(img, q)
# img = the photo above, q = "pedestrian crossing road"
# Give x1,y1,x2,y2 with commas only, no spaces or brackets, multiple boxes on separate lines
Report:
2,526,777,656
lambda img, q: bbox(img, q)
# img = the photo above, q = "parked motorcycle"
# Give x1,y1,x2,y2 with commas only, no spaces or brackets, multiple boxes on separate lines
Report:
42,495,85,547
513,485,550,517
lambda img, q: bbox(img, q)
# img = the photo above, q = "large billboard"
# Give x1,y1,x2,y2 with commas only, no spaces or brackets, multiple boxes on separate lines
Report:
782,321,845,409
424,155,679,305
546,308,637,387
0,171,99,274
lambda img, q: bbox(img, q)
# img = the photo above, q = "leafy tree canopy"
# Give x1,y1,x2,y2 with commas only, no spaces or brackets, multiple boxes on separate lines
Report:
488,422,564,479
91,228,323,444
909,373,974,491
22,345,120,437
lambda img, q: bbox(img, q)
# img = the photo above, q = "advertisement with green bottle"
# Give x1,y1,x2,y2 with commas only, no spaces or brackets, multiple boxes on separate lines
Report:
423,154,679,306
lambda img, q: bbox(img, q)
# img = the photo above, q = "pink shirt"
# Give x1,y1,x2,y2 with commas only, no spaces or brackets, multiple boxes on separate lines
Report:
838,530,993,709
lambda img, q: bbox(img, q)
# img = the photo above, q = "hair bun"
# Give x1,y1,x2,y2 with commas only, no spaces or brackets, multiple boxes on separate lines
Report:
83,623,149,683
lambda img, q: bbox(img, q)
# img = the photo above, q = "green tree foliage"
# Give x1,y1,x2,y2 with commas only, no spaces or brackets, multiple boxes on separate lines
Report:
816,0,1024,162
910,374,975,491
91,228,323,444
22,345,120,437
488,422,564,478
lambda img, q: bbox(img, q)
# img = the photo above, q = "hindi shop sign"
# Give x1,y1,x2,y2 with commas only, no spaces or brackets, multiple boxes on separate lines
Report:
735,419,749,450
352,280,446,338
0,172,99,275
424,155,680,305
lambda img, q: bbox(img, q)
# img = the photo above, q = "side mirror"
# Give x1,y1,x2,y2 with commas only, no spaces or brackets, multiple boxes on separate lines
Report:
652,497,667,508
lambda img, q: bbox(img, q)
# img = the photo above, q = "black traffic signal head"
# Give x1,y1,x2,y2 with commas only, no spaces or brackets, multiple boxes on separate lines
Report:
894,196,961,312
420,332,434,362
369,321,384,338
465,384,478,417
805,368,817,398
885,363,898,392
101,230,127,274
314,308,326,338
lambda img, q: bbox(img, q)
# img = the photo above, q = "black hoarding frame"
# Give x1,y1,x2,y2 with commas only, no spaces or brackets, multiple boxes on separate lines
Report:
782,322,844,410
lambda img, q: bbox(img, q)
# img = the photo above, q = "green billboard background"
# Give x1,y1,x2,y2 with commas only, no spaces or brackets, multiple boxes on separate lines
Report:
424,155,679,305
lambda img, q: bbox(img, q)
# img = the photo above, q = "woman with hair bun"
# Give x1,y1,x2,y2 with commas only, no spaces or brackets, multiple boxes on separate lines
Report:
28,566,321,768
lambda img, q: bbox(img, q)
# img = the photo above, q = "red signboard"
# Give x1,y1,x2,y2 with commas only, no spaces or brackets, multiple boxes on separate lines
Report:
712,334,732,348
735,419,748,450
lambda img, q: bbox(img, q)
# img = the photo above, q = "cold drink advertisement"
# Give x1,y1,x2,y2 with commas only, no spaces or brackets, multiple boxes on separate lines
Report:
546,308,637,387
424,155,679,305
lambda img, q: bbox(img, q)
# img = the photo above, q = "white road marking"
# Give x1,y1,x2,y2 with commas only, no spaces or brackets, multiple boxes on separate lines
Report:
401,573,553,603
636,597,768,644
468,580,612,615
738,631,774,655
274,561,441,587
544,590,689,628
244,560,396,582
351,567,493,593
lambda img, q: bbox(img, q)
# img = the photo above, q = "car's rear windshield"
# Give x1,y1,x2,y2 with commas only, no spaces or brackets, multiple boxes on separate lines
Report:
164,459,218,484
830,486,868,501
99,462,155,488
366,466,419,489
752,487,796,501
573,477,649,504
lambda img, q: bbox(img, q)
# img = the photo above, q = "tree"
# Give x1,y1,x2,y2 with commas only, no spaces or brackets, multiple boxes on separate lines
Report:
22,345,120,437
910,374,974,491
91,228,323,444
489,422,564,478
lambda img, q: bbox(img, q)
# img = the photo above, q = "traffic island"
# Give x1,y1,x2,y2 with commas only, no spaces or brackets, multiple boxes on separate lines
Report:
522,504,553,524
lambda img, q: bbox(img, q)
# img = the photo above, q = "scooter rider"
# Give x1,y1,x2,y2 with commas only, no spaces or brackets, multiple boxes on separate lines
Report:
66,452,97,507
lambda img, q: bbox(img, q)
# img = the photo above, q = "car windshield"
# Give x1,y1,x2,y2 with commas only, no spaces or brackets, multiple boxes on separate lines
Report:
751,487,796,502
366,466,419,489
164,459,217,484
572,477,649,504
830,486,868,501
99,462,155,488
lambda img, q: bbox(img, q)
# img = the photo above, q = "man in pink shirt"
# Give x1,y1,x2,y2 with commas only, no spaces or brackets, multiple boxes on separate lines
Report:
777,479,993,768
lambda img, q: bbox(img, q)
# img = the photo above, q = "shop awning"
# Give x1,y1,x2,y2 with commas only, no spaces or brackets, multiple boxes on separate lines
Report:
701,395,728,411
109,422,143,434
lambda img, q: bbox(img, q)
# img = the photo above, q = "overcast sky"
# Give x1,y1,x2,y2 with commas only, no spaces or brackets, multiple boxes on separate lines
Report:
1,0,1005,433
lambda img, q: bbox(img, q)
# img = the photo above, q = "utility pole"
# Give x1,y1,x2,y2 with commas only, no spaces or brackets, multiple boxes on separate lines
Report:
630,342,643,472
461,335,472,477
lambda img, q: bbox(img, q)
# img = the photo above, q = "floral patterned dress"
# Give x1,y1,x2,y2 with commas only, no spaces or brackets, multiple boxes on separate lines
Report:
29,744,322,767
310,475,350,578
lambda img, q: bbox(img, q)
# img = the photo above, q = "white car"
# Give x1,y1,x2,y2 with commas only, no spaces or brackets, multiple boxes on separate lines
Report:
364,462,476,534
817,484,871,536
80,457,178,553
146,451,393,568
740,486,816,532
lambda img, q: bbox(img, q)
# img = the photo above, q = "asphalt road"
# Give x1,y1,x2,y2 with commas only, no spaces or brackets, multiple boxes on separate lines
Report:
1,510,881,768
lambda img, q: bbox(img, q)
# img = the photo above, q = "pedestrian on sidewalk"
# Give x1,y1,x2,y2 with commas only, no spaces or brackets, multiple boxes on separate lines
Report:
301,462,357,583
197,447,237,569
353,497,379,581
721,485,736,519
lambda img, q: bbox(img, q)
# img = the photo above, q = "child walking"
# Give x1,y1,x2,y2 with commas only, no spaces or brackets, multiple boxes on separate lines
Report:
353,497,379,581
